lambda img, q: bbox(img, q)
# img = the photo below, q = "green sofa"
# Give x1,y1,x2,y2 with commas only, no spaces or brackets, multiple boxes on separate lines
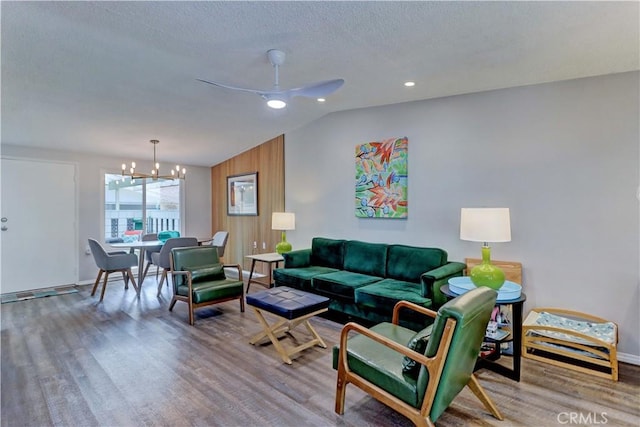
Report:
273,237,465,327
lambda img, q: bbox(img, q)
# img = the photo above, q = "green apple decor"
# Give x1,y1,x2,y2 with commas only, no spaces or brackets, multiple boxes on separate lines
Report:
470,246,505,290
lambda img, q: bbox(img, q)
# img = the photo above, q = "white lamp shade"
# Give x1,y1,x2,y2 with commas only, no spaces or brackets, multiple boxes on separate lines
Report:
460,208,511,243
272,212,295,230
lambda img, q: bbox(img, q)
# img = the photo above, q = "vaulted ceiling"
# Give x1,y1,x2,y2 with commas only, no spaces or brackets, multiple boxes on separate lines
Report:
2,1,638,167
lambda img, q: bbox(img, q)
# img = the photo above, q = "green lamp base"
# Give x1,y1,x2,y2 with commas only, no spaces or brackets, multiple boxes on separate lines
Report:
275,241,292,254
470,246,505,290
275,231,292,254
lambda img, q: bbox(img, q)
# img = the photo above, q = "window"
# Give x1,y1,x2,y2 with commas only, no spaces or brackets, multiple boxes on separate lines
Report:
104,173,182,242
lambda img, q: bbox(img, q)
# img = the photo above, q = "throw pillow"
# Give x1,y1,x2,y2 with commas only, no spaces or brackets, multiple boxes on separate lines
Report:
402,325,433,375
189,264,226,283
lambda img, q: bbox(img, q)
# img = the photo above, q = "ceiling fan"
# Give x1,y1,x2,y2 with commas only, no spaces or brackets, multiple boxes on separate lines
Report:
197,49,344,109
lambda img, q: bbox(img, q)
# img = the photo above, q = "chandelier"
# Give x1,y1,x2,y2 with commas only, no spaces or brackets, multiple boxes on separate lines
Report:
121,139,185,180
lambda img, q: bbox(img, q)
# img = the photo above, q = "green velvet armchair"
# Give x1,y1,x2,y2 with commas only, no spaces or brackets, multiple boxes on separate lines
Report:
333,287,502,427
169,246,244,325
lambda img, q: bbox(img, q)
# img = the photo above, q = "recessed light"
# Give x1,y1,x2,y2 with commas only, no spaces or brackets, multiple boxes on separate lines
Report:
404,81,416,87
317,98,326,102
266,99,287,109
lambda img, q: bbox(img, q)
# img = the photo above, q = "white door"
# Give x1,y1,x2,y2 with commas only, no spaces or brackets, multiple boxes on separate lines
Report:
0,158,77,293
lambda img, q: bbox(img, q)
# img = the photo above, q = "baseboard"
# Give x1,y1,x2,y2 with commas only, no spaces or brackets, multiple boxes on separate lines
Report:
224,268,263,281
618,352,640,366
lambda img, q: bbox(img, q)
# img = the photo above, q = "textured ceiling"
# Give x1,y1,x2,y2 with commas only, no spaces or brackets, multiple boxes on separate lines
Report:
2,1,638,167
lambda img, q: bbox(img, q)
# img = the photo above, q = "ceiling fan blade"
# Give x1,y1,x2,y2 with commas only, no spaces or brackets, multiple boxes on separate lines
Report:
197,78,264,95
288,79,345,98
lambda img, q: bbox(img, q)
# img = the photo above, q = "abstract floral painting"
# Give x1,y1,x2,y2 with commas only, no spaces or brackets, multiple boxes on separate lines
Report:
355,137,408,218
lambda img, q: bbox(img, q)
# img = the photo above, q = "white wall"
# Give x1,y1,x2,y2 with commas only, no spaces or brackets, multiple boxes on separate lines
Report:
285,72,639,358
0,144,212,282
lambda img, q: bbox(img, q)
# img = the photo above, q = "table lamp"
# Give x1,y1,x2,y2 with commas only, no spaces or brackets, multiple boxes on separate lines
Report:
460,208,511,290
272,212,295,254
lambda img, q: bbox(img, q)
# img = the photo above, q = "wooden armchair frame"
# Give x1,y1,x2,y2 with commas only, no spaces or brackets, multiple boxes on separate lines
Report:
335,300,503,427
169,254,244,325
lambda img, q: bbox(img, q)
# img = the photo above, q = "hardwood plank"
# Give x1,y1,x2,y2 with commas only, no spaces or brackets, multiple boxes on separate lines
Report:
2,277,639,427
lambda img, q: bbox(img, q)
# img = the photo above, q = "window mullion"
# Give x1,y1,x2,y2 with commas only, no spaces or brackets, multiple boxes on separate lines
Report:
142,179,147,233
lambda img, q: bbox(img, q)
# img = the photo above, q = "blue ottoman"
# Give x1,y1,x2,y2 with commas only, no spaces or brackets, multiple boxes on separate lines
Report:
247,286,330,364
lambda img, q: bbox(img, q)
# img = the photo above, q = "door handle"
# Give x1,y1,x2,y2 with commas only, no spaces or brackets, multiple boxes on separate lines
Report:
1,226,7,231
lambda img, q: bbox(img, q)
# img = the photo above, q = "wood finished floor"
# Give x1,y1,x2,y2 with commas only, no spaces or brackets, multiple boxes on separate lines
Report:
1,276,639,427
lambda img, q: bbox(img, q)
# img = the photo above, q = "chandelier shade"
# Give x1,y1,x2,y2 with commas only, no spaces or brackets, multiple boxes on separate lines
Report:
121,140,185,180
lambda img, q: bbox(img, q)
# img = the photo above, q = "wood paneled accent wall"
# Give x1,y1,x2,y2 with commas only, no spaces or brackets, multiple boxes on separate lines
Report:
211,135,285,271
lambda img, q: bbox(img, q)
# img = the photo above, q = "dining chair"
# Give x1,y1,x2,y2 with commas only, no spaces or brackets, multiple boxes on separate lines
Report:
209,231,229,258
88,238,139,301
158,230,180,242
150,237,198,296
140,233,159,280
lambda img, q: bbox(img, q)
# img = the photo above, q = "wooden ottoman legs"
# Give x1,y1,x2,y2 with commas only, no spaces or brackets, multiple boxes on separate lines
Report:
249,307,328,364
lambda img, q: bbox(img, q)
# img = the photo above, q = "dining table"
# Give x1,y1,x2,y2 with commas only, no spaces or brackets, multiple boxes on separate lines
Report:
109,240,163,287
